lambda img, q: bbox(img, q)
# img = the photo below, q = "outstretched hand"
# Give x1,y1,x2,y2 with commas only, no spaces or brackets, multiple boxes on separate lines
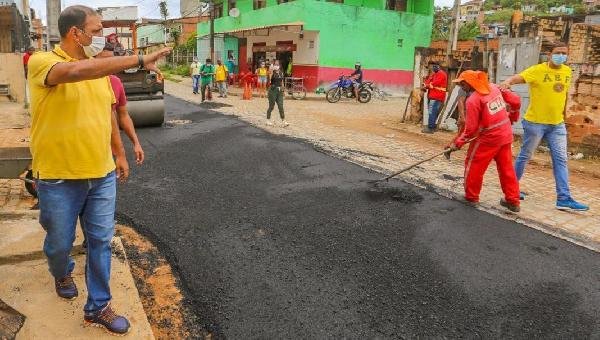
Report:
143,47,172,81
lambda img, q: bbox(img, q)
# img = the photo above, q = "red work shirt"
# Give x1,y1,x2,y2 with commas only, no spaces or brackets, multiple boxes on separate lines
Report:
109,75,127,112
455,84,521,148
424,70,448,101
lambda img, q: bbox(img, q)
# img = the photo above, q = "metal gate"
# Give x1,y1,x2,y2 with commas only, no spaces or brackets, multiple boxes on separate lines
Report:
496,37,542,135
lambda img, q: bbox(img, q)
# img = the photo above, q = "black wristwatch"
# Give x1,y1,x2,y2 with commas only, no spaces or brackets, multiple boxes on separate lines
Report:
137,54,144,69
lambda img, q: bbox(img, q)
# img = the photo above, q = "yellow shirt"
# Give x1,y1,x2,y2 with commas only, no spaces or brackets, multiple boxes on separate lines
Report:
28,46,116,179
257,67,267,77
520,62,572,125
215,64,228,81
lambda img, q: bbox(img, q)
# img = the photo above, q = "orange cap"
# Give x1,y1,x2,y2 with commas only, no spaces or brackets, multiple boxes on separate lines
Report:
452,70,491,95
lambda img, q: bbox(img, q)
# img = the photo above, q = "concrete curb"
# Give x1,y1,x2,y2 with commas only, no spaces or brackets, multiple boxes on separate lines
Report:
0,211,155,339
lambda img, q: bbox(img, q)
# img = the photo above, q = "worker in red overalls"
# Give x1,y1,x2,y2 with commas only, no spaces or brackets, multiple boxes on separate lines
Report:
446,70,522,212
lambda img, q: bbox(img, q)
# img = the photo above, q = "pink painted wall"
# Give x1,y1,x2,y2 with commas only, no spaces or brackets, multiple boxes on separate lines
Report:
292,65,413,92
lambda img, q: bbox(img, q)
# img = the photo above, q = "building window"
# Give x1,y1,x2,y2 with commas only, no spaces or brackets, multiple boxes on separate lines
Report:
214,3,224,18
253,0,266,9
228,0,236,12
386,0,407,11
277,0,294,4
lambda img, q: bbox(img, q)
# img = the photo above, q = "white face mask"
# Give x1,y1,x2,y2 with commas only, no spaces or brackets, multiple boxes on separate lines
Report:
77,30,105,57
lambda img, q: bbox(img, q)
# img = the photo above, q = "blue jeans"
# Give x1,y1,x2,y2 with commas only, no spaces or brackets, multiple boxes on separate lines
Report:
515,120,571,201
38,171,116,313
428,99,443,129
192,75,200,93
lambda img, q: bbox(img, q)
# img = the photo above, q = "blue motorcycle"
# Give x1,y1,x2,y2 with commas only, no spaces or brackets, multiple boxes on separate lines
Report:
326,75,372,103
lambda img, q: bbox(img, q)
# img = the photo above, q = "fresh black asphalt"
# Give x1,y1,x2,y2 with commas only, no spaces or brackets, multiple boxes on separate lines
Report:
117,95,600,339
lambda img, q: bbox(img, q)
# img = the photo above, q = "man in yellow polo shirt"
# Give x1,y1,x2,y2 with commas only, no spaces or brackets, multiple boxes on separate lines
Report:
215,58,229,98
500,41,588,211
28,5,170,335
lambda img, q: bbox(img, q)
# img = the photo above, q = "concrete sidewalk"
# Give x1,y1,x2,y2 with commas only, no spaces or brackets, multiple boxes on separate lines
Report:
0,211,154,339
165,79,600,253
0,102,155,339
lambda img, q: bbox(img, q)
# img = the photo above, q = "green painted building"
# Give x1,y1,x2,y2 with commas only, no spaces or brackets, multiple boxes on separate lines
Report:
197,0,434,90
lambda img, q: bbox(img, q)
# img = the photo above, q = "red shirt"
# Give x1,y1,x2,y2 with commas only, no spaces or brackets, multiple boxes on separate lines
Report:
424,70,448,101
23,52,32,66
455,84,521,148
109,75,127,112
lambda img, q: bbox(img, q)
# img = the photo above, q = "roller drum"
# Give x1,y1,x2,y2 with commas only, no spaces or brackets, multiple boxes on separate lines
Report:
126,99,165,127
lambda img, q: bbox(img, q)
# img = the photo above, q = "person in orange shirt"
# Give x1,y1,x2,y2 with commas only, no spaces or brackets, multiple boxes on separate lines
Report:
447,71,522,212
422,61,448,134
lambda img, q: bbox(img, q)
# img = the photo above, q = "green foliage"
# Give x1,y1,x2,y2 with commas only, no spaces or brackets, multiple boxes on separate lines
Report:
170,28,181,46
184,32,197,51
458,21,481,40
173,64,190,76
159,64,190,77
482,0,584,13
159,1,169,20
431,6,452,41
483,9,513,24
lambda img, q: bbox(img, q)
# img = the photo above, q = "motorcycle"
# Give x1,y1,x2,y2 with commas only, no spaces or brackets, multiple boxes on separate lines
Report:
326,75,372,103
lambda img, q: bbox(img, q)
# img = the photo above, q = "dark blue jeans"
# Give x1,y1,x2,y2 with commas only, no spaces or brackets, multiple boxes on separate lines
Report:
192,75,200,93
38,171,116,313
428,99,443,130
515,120,571,201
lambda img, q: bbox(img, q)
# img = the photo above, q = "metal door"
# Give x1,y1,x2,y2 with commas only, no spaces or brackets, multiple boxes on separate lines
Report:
496,37,541,135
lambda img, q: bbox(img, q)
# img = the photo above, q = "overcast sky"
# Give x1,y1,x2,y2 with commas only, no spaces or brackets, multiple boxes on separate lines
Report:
31,0,457,25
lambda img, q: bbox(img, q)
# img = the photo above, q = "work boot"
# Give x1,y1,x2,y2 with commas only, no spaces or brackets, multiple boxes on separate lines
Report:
421,127,434,134
500,199,520,212
84,303,130,335
55,274,78,300
266,119,273,126
281,120,290,127
462,197,479,208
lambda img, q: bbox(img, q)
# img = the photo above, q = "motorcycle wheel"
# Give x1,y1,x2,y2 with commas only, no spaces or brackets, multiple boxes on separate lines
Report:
326,88,342,103
358,89,372,103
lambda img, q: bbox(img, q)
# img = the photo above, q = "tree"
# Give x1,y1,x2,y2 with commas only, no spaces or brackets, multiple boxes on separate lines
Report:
458,21,481,40
431,6,452,41
170,27,181,46
159,1,169,44
159,1,169,19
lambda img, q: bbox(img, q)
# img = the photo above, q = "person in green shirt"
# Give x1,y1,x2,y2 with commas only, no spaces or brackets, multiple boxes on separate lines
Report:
200,58,215,102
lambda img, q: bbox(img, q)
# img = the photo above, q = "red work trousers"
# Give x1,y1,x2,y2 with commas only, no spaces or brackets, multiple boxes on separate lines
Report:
464,141,520,206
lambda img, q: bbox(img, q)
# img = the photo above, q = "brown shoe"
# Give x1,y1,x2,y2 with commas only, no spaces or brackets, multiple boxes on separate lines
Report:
500,199,520,212
55,274,78,300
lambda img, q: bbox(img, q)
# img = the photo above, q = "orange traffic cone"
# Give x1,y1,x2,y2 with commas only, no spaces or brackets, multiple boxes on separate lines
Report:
243,83,252,100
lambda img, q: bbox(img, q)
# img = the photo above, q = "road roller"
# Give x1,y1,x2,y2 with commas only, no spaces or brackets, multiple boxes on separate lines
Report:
116,68,165,127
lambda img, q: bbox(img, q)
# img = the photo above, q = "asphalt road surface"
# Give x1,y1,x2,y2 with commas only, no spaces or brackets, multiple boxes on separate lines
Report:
117,95,600,339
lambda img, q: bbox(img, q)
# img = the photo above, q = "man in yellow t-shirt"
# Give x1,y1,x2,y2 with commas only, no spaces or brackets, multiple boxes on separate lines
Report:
215,59,229,98
28,4,171,335
500,41,588,211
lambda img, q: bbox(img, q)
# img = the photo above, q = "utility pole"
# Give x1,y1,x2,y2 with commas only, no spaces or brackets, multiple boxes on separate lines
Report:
209,1,214,62
446,0,461,65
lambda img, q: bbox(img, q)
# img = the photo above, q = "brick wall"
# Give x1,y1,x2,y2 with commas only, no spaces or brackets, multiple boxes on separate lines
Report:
430,39,499,52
